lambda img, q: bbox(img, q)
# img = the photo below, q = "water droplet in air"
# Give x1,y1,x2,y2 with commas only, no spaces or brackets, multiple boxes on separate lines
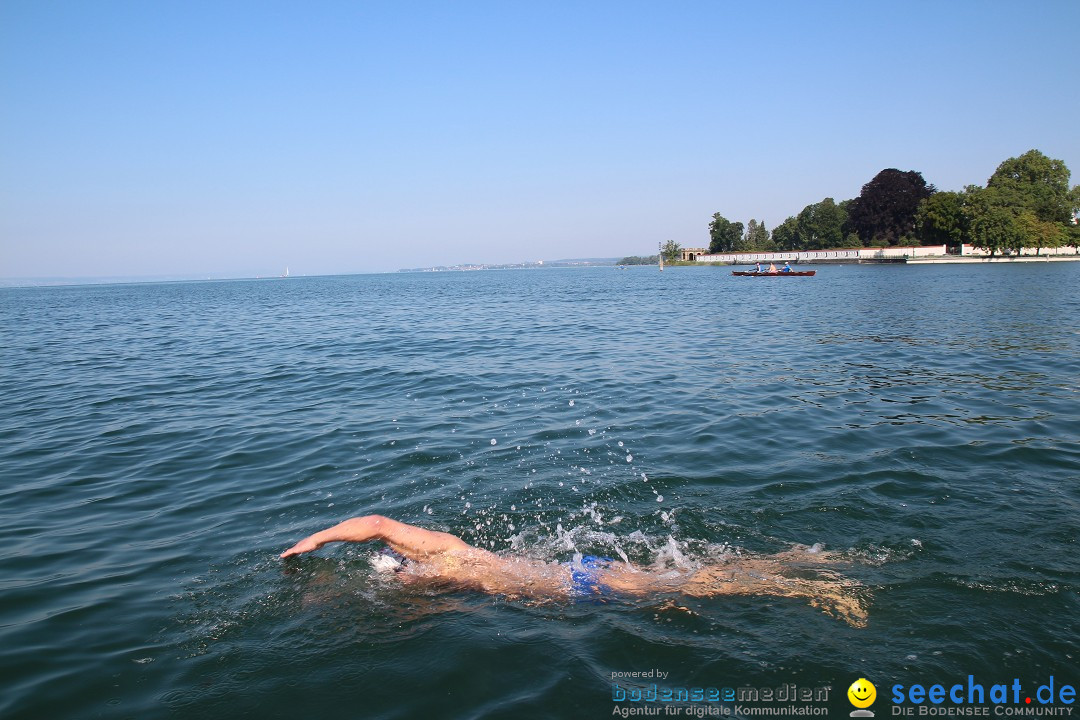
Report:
626,454,633,462
490,438,497,445
656,495,664,502
569,400,575,407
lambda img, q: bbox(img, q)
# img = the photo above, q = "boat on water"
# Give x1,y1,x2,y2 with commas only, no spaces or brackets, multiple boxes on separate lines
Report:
732,270,816,277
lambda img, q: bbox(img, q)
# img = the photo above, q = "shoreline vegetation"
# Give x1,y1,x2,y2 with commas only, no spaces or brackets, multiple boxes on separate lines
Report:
640,254,1080,267
646,149,1079,266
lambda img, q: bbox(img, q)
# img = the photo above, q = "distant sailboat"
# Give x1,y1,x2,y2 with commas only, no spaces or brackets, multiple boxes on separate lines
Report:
281,267,290,278
658,242,664,272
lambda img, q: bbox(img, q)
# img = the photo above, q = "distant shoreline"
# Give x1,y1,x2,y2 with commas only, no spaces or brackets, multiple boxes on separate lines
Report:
397,258,619,272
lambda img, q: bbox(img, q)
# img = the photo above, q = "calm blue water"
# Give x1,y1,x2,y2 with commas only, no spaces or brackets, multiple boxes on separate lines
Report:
1,265,1078,719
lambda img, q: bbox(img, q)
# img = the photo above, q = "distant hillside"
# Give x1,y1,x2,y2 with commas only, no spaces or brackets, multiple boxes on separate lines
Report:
545,258,620,265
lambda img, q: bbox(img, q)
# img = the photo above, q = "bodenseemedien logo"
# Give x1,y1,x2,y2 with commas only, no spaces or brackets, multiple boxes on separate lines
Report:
849,678,877,717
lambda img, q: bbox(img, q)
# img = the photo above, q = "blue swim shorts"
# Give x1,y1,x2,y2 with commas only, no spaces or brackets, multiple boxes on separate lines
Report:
568,554,613,599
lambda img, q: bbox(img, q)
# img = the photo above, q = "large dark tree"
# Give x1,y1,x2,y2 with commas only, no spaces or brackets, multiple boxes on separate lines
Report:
847,169,935,246
708,213,744,253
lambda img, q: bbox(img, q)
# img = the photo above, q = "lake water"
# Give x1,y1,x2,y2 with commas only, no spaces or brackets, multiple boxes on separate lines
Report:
1,264,1077,719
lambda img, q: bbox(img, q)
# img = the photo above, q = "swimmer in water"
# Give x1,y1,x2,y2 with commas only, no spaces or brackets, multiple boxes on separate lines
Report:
280,515,868,627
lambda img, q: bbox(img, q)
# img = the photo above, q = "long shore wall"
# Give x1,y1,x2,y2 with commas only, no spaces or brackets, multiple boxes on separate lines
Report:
697,246,947,264
697,244,1079,264
958,244,1080,257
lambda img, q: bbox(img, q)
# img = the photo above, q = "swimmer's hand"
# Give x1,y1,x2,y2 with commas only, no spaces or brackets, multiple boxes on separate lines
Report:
280,536,324,558
279,515,473,561
279,516,389,559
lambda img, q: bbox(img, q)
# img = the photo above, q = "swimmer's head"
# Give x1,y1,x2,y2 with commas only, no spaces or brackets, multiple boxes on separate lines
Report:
370,552,403,573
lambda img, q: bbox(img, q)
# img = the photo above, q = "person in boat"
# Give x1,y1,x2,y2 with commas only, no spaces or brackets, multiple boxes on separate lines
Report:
767,262,778,272
280,514,868,626
781,262,792,273
753,262,763,273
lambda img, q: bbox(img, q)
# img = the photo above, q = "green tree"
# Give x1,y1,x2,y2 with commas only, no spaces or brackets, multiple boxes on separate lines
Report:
987,149,1072,224
916,191,967,248
744,219,772,251
1017,211,1065,255
1066,221,1080,250
838,198,854,239
708,214,744,253
771,216,800,250
731,225,753,252
964,188,1022,257
797,198,847,249
660,240,682,262
1067,184,1080,251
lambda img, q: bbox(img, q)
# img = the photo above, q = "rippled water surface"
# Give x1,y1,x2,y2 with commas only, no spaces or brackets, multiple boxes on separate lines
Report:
1,265,1078,719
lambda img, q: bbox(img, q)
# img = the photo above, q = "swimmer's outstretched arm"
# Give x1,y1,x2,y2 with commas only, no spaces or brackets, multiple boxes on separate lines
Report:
280,515,474,561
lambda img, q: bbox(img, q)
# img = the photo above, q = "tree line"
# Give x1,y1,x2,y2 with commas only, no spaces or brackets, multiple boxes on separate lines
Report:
704,150,1080,257
618,254,660,265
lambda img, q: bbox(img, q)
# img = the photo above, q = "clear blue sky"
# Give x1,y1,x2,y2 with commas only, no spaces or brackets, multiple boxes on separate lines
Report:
2,0,1078,278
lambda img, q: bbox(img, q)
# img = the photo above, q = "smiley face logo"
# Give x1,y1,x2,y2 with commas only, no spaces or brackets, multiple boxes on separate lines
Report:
848,678,876,709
